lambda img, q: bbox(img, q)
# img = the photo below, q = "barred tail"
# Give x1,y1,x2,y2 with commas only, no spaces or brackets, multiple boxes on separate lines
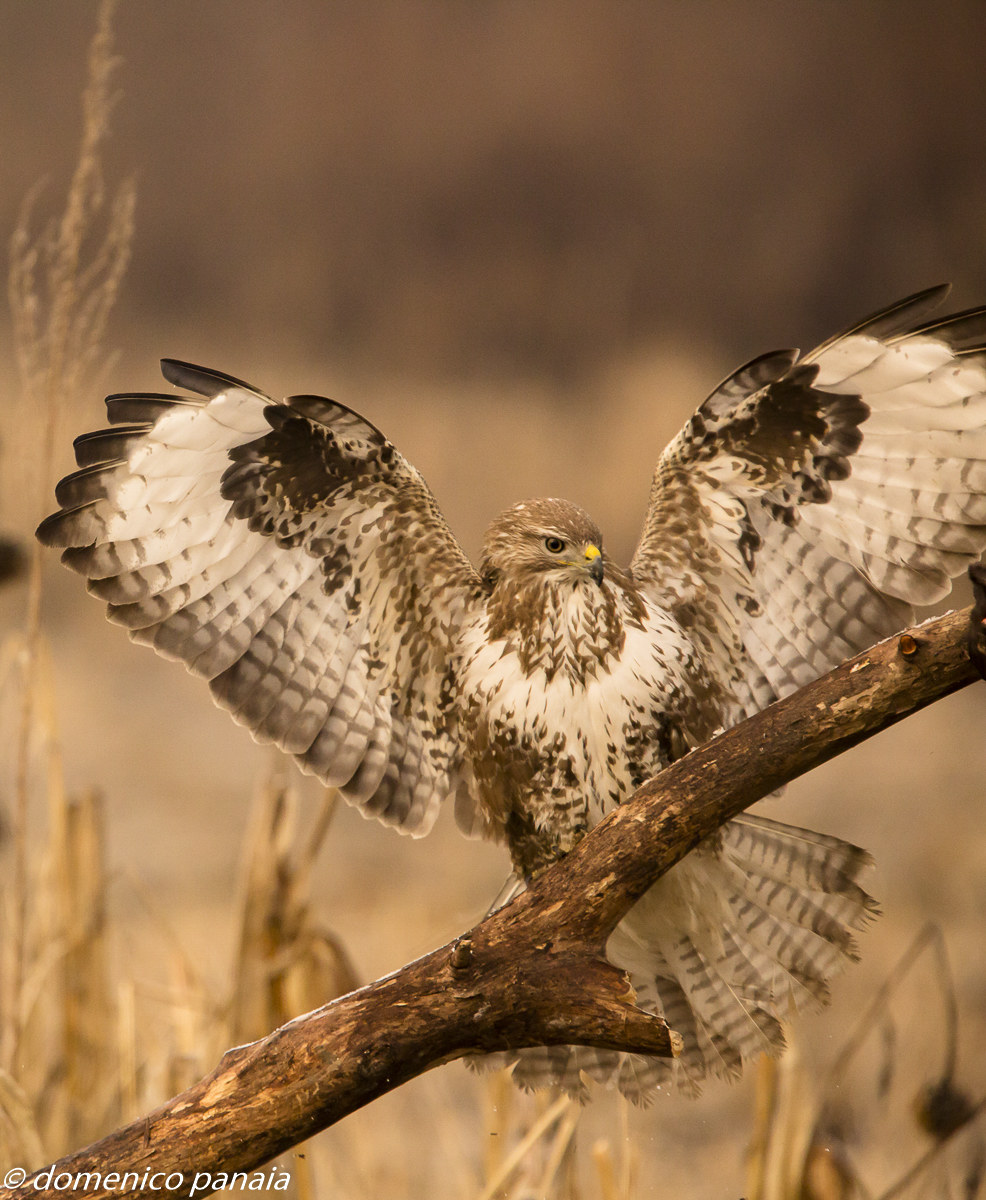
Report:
475,814,876,1102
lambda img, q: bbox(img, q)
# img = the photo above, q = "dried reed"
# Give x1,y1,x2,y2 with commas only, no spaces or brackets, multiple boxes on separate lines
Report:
745,926,986,1200
1,0,134,1168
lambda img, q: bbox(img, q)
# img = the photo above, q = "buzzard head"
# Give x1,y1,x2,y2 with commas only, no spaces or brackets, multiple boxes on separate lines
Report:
480,497,605,589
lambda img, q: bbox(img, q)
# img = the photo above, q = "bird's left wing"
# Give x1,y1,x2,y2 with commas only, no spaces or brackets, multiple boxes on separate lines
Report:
630,285,986,721
38,360,485,835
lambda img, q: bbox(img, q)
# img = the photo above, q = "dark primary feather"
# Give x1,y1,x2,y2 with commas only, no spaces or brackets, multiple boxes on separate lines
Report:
72,426,151,467
808,282,952,355
105,392,204,425
160,357,261,398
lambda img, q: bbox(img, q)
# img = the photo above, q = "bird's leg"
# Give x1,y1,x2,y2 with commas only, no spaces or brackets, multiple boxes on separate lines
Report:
503,806,589,880
485,873,525,914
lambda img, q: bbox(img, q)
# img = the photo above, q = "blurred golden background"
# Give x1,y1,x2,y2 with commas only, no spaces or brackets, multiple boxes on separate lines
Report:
3,2,986,1196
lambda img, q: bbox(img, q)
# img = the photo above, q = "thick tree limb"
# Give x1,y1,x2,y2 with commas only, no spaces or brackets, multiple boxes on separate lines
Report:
4,605,982,1200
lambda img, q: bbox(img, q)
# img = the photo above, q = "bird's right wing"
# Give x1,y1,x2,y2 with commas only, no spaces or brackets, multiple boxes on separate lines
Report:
631,285,986,721
38,360,486,835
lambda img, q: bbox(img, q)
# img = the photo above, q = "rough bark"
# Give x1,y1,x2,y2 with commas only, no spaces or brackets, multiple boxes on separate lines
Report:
3,606,981,1200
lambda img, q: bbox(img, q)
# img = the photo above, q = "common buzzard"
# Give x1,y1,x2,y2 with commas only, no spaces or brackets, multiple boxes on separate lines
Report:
38,285,986,1098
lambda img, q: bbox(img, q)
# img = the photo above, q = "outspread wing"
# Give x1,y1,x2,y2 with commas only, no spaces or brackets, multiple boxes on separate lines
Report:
631,285,986,717
38,359,485,835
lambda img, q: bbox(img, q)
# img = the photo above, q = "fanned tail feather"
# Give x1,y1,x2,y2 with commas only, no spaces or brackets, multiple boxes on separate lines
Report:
475,815,875,1102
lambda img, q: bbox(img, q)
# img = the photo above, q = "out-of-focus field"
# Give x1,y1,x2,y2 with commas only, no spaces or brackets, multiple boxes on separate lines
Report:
3,3,986,1196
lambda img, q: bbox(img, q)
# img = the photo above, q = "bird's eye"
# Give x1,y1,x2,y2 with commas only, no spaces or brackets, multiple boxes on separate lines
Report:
544,536,566,554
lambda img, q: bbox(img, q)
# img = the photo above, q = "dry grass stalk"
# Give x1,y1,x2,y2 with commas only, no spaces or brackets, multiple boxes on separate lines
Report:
531,1098,581,1198
745,926,986,1200
8,0,135,462
472,1079,638,1200
745,1039,820,1200
223,771,359,1200
0,638,122,1166
0,0,137,1169
107,875,224,1118
0,1069,44,1175
39,790,117,1152
591,1139,624,1200
228,770,358,1046
475,1092,576,1200
2,0,136,1101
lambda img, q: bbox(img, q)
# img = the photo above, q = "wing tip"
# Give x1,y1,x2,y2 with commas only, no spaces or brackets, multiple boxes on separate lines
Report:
160,357,265,399
36,509,76,549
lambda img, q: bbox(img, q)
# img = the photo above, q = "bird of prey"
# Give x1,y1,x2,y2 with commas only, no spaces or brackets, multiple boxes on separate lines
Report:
37,285,986,1099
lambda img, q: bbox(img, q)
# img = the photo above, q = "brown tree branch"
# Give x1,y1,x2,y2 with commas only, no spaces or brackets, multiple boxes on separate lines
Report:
4,605,981,1200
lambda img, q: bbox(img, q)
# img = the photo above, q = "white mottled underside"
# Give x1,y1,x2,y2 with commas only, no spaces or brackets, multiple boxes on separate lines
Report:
454,594,697,840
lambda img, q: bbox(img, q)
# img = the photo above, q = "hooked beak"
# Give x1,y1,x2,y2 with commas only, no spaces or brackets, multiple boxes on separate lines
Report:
583,543,604,585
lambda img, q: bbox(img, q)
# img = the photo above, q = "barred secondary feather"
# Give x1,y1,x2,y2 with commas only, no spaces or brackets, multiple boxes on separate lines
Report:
38,285,986,1099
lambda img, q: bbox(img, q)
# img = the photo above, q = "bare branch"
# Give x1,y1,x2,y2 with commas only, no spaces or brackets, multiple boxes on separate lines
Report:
3,606,980,1200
